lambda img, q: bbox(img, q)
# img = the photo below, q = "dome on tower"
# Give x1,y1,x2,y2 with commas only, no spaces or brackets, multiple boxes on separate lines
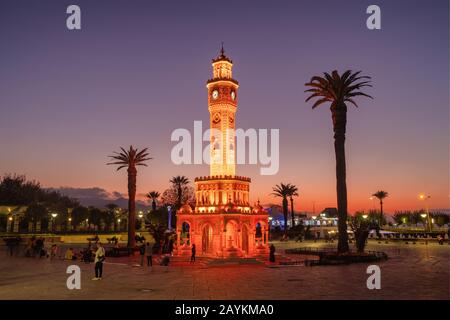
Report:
179,203,193,214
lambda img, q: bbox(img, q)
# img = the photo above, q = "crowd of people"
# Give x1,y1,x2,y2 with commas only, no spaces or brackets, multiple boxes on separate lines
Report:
3,233,280,281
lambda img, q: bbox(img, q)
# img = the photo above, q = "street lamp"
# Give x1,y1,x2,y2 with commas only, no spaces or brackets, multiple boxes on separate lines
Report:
419,194,432,232
362,214,368,219
49,213,58,232
167,206,172,231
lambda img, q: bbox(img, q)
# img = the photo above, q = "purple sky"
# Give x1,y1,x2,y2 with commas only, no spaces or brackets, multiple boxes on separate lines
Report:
0,0,449,213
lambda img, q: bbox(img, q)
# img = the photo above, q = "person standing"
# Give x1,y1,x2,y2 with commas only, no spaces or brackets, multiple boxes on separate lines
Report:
146,242,153,267
269,244,276,263
92,242,105,280
6,238,15,257
190,244,196,263
139,243,146,266
50,244,58,260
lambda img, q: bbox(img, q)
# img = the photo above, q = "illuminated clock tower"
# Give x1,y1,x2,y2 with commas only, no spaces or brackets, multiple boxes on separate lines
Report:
175,46,269,259
207,45,239,176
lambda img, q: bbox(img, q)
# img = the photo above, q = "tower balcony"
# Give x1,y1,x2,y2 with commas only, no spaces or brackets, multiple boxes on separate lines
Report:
195,175,250,182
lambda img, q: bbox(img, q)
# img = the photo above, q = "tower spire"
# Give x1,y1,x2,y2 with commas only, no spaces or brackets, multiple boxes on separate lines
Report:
220,42,225,57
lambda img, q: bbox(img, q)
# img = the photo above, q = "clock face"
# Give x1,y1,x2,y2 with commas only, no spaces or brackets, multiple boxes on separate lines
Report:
212,90,219,99
231,91,236,100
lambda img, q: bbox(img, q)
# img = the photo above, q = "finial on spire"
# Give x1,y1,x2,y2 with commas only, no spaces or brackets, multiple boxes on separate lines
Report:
220,42,225,57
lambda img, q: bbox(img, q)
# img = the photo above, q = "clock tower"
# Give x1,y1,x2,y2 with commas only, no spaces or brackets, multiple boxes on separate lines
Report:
207,45,239,176
175,47,269,259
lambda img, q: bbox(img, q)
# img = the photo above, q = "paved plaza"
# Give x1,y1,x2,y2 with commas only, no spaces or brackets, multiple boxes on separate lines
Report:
0,241,448,300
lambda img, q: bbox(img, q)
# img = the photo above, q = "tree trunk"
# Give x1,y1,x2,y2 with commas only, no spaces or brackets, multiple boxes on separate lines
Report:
332,104,350,254
152,200,157,212
290,196,295,228
177,186,182,209
283,197,288,235
379,199,383,227
127,166,137,248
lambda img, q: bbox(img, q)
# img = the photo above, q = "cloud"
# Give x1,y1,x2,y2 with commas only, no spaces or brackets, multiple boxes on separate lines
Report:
46,187,149,209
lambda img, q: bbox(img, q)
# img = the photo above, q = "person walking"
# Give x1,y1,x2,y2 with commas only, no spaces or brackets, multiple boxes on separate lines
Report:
92,242,105,280
190,244,196,263
146,242,153,267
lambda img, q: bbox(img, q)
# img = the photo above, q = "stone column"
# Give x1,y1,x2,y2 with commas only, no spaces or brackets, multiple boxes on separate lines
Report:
13,218,19,233
6,218,12,233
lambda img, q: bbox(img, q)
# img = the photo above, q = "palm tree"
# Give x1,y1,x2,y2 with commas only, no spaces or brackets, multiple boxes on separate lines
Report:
305,70,373,253
271,183,292,235
372,190,388,227
170,175,190,210
108,146,152,248
287,184,299,228
147,191,161,212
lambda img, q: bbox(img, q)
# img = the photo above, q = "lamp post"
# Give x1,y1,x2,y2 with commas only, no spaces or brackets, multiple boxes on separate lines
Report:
419,194,432,232
167,206,172,231
362,214,368,220
138,211,144,231
49,213,58,232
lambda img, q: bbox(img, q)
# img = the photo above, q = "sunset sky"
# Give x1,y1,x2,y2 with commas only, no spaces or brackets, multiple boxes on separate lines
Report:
1,0,449,214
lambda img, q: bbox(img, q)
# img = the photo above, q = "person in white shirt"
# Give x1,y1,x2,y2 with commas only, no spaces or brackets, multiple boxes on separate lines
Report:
92,242,105,280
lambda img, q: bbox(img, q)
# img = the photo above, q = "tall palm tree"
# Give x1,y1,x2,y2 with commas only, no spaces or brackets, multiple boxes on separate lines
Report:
147,191,161,212
372,190,388,227
170,175,189,210
107,146,152,248
305,70,373,253
287,184,299,228
271,183,292,235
